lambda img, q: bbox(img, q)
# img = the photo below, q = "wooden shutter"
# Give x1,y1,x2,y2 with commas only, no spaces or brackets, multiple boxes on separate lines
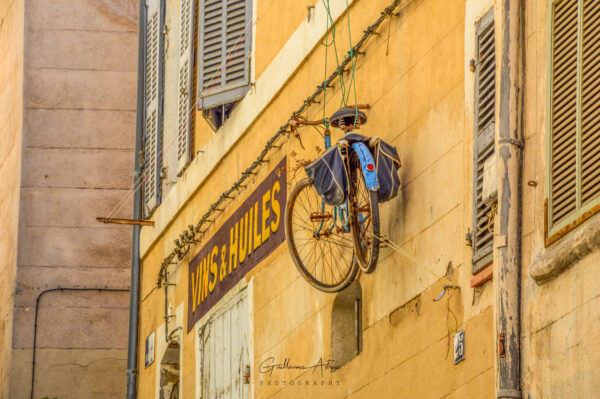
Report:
200,289,249,399
549,0,578,226
177,0,195,174
547,0,600,242
143,0,164,217
580,0,600,205
472,9,496,273
197,0,252,109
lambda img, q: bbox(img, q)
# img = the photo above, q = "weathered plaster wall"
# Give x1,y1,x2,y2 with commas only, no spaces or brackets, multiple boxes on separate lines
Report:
9,0,138,398
0,0,24,396
520,1,600,397
138,0,496,397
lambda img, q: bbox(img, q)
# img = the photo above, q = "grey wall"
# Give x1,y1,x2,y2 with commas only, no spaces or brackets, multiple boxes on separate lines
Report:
10,1,139,398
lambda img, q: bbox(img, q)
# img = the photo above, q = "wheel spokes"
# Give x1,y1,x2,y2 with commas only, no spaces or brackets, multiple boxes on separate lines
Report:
290,182,355,287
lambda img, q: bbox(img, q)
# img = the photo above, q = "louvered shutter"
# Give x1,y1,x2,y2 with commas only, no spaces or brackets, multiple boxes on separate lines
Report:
197,0,252,109
580,0,600,205
177,0,195,174
143,0,164,217
472,10,495,273
549,0,578,227
547,0,600,239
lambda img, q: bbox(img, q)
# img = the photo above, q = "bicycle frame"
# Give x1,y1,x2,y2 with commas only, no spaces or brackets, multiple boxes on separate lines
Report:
313,132,379,238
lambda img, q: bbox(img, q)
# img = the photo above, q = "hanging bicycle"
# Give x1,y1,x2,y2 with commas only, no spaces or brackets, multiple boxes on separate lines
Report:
285,108,400,292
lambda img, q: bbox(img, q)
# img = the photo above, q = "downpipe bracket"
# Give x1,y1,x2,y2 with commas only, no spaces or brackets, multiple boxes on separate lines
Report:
498,137,524,149
497,389,522,398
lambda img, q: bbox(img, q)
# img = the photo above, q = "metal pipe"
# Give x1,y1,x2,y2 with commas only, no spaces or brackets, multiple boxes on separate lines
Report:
30,288,129,399
126,1,146,397
164,268,170,343
495,0,524,398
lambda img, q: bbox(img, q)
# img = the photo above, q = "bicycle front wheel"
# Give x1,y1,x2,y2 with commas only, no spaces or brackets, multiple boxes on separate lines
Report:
285,178,359,293
349,150,380,273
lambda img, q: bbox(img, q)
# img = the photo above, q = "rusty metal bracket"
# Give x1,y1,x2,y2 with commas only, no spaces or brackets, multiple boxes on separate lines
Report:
97,217,154,227
433,285,460,302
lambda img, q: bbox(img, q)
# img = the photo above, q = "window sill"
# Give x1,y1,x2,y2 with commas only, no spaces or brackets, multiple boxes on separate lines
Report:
530,212,600,285
470,263,493,288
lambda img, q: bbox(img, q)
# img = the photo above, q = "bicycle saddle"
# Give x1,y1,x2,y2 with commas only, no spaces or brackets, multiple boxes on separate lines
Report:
329,107,367,130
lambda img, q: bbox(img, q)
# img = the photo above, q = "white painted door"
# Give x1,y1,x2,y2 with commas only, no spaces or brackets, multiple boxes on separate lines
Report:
200,289,249,399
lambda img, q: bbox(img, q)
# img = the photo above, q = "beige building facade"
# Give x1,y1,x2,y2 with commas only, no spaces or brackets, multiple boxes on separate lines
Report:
2,0,139,398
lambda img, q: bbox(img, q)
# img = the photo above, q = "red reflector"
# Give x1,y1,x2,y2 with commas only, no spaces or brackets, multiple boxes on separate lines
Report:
367,164,375,171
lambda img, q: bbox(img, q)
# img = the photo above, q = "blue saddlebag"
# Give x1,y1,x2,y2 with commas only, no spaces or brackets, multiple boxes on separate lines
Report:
304,146,349,206
374,139,401,202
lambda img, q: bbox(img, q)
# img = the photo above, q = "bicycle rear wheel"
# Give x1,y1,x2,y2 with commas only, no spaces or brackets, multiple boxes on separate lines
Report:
349,150,380,273
285,178,358,293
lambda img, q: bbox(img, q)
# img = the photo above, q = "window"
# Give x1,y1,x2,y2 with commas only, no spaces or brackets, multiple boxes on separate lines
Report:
143,0,166,217
471,8,496,273
199,289,250,398
331,282,362,368
547,0,600,244
197,0,253,130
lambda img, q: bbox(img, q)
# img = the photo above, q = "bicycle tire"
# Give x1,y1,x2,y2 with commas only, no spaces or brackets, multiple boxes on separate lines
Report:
285,178,359,293
349,150,380,273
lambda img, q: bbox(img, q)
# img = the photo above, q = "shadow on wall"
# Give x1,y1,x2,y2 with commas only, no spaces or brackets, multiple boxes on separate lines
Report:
331,282,362,368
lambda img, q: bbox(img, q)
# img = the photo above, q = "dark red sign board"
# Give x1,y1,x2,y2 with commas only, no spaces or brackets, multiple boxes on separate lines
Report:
187,157,286,331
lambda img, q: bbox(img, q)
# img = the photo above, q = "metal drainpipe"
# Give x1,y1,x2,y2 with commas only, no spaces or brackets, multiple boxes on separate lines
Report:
495,0,524,398
126,1,146,398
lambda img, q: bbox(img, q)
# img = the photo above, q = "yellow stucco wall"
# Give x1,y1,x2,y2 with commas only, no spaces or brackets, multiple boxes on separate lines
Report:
139,0,496,397
0,0,24,396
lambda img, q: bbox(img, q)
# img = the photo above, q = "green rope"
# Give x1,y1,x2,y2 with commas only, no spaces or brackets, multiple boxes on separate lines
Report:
344,0,359,128
322,1,330,126
321,0,360,128
322,0,348,108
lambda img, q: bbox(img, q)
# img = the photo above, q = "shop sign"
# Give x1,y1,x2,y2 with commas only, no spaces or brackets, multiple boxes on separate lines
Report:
187,158,286,331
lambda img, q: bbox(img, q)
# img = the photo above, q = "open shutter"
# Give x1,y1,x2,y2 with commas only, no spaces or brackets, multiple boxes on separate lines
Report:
197,0,252,109
143,0,164,217
471,9,495,273
580,0,600,205
177,0,195,174
549,0,579,227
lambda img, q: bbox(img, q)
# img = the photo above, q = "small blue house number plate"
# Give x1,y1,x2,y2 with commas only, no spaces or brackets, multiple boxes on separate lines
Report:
454,330,465,364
